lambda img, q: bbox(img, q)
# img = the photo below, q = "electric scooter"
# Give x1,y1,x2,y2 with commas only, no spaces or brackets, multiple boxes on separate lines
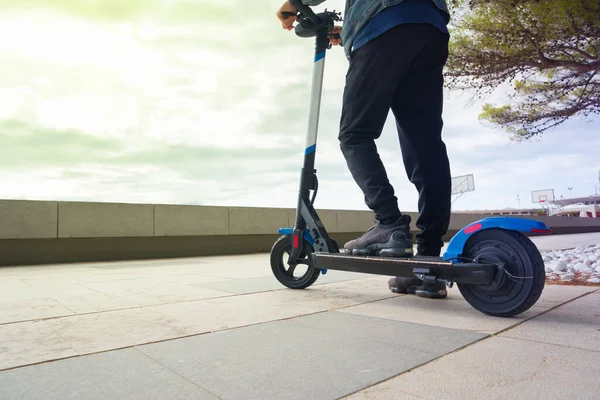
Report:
270,0,549,317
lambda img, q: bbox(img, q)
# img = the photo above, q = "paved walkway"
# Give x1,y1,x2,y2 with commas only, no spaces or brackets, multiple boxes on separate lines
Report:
1,233,599,399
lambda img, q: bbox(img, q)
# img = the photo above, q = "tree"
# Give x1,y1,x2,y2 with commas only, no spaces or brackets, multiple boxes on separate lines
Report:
445,0,600,140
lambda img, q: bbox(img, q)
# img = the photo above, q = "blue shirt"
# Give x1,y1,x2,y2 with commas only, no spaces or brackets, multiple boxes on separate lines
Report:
352,0,449,52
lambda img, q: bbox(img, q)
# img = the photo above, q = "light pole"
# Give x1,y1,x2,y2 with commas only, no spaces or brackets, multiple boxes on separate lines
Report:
568,187,573,198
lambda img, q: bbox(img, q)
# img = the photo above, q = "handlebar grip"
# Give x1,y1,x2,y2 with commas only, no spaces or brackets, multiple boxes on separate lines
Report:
289,0,318,20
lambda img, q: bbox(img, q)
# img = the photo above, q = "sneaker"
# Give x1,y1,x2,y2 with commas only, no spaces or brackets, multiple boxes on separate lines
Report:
388,276,447,298
387,250,447,298
388,276,422,294
415,281,447,299
344,215,413,257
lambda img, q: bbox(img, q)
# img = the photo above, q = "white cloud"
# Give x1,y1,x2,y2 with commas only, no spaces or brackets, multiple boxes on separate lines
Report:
0,1,598,215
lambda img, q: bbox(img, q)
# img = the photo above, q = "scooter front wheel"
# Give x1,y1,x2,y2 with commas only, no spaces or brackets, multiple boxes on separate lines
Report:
270,235,320,289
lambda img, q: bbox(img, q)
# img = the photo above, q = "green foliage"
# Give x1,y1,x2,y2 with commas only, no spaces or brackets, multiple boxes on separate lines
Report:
445,0,600,140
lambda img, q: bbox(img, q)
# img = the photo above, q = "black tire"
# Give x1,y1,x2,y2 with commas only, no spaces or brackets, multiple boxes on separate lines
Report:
270,235,320,289
457,228,545,317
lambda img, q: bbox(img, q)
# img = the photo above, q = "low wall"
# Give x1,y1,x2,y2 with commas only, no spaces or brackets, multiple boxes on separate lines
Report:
1,199,600,266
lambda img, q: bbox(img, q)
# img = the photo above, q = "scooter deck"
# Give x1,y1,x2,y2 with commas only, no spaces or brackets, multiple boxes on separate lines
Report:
312,253,498,285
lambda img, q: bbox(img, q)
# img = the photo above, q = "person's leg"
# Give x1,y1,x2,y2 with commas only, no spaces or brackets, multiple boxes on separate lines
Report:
339,25,431,256
392,24,451,256
388,24,452,298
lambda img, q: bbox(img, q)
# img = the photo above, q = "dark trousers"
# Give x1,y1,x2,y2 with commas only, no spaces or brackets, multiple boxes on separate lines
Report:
339,23,452,255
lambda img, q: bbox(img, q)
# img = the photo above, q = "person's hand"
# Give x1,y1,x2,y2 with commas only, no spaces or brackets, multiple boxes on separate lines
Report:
276,1,297,31
329,26,342,46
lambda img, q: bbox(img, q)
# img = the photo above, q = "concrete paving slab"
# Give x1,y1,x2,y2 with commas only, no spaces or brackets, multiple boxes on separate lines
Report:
0,257,218,285
0,281,41,302
535,284,597,308
0,268,19,277
0,278,165,315
89,256,216,269
154,273,230,285
344,336,600,400
47,265,219,282
0,321,77,371
79,277,232,304
0,348,217,400
20,276,127,289
0,297,74,324
0,269,95,283
193,276,301,294
289,311,487,350
337,287,547,334
50,291,162,314
339,284,596,333
87,262,214,276
146,278,397,336
168,255,279,279
62,266,228,284
145,290,329,335
194,271,367,295
43,308,199,357
1,246,596,396
346,391,426,400
290,275,393,301
0,274,232,317
0,268,394,370
501,291,600,352
21,282,110,297
137,312,484,400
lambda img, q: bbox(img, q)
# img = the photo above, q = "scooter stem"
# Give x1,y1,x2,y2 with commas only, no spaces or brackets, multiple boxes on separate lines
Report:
304,35,328,159
288,8,338,265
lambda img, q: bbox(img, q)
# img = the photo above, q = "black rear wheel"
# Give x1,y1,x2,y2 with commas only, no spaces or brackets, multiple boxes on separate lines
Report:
270,235,320,289
458,228,545,317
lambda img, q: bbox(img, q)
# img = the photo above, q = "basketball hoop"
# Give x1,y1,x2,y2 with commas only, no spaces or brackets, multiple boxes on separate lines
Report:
451,174,475,206
531,189,559,215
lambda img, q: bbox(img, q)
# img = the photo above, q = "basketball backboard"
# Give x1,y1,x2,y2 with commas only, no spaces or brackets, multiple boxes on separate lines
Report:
452,174,475,195
451,174,475,206
531,189,555,203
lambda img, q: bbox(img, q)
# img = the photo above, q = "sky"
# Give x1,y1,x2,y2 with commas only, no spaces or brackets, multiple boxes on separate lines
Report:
0,0,598,213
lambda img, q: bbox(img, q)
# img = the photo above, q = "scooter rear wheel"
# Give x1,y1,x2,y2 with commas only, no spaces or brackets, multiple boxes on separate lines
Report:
270,235,320,289
458,228,545,317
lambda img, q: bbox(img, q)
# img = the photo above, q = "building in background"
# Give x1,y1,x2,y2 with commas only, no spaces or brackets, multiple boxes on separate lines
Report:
455,194,600,218
549,195,600,218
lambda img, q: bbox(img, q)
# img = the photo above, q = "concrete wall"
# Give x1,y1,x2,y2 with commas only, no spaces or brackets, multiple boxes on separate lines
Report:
1,199,600,266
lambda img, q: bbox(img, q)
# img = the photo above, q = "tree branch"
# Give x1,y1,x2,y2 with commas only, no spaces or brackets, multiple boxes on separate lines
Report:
537,54,600,72
555,44,598,60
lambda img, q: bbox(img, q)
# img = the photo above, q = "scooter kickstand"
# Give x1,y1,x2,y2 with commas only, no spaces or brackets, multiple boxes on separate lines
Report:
413,268,454,288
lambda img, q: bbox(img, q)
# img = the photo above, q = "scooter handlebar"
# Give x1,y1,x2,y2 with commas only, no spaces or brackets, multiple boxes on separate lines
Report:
281,1,342,40
288,0,319,21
